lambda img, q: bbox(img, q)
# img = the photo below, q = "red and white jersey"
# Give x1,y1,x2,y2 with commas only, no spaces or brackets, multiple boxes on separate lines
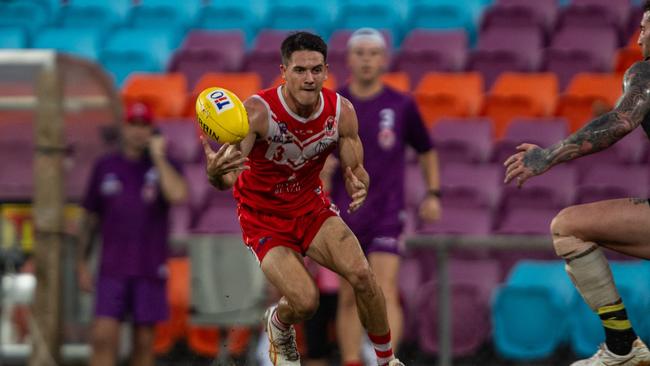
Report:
233,86,341,217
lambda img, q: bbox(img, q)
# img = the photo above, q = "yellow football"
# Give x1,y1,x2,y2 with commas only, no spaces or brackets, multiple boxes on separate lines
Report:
195,87,249,143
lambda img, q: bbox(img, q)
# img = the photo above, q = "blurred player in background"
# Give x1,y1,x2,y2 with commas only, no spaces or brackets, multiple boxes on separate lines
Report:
320,28,441,366
76,102,188,366
504,3,650,364
201,31,405,366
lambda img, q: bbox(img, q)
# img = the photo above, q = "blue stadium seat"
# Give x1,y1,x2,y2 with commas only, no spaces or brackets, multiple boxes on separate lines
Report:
0,28,28,48
492,260,576,360
58,0,131,30
193,2,263,46
128,0,204,30
267,4,332,38
336,3,403,46
570,261,650,357
100,29,179,86
0,1,50,37
406,0,484,45
33,28,102,61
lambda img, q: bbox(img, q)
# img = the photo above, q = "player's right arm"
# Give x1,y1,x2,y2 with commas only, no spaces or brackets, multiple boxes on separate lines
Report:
76,209,99,292
202,97,268,190
504,61,650,187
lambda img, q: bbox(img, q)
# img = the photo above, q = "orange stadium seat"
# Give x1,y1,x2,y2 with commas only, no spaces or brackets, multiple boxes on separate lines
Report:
185,72,262,116
270,73,338,90
615,47,643,74
556,73,622,132
381,72,411,93
154,257,190,355
413,72,484,128
122,73,188,119
482,72,558,139
187,326,252,358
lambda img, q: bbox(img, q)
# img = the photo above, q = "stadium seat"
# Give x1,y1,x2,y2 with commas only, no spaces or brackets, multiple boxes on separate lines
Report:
335,3,402,45
468,27,543,88
501,165,577,212
556,73,622,132
615,47,642,74
416,206,493,235
0,28,27,48
406,0,482,45
480,0,558,37
492,260,576,360
430,118,494,164
157,119,200,163
182,163,213,215
192,190,241,234
492,118,568,163
101,29,180,86
482,72,559,139
122,73,188,118
414,72,484,128
187,72,262,117
0,1,50,37
394,30,468,85
496,207,558,235
243,30,290,88
439,163,502,210
557,0,630,44
266,4,331,38
128,0,203,30
570,261,650,358
168,31,246,88
381,72,410,93
0,121,34,201
33,28,102,61
417,259,501,356
576,164,649,204
192,2,262,46
58,0,131,30
545,27,618,89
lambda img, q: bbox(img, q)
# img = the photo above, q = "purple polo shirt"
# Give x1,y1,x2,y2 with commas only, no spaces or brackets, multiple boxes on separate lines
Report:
83,152,182,278
331,85,433,235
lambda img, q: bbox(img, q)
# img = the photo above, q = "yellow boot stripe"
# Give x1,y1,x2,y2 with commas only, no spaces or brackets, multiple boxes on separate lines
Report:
597,303,626,315
602,319,632,330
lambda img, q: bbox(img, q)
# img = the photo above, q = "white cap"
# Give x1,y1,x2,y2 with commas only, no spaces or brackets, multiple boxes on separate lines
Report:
347,27,387,49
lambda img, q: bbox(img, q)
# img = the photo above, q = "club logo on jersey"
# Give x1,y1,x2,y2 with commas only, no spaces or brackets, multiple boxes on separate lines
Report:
208,90,234,114
324,116,337,137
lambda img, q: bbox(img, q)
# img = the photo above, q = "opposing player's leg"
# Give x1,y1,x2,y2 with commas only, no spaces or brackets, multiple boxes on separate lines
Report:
368,252,403,351
131,277,167,366
337,279,364,365
130,325,155,366
260,245,320,365
551,198,650,365
308,217,403,366
89,318,120,366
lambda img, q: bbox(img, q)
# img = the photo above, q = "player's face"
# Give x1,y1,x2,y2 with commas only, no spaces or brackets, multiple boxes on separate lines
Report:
281,50,328,107
638,12,650,59
122,122,153,153
347,40,387,84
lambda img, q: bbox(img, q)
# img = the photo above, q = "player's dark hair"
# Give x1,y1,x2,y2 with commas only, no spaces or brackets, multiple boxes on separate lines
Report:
281,31,328,65
645,0,650,12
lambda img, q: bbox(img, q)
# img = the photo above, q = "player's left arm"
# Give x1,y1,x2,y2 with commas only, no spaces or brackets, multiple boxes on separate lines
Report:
417,150,441,221
338,97,369,213
149,135,189,204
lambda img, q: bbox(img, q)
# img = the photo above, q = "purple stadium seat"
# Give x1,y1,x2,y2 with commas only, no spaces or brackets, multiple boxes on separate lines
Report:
327,30,393,85
431,118,494,164
469,27,543,88
501,165,578,211
416,259,501,356
417,207,493,235
183,163,212,213
0,148,33,201
493,0,558,35
496,207,557,235
157,119,200,164
192,189,240,234
628,6,644,41
492,118,568,163
545,27,617,89
394,30,468,86
558,0,630,43
404,163,426,210
170,204,192,240
577,164,649,204
243,30,290,87
168,31,246,87
440,163,502,210
399,252,425,345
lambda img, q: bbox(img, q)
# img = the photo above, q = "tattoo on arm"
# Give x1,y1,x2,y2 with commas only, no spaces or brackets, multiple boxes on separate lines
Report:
528,62,650,173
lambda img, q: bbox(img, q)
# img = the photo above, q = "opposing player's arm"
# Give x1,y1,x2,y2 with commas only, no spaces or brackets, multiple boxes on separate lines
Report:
203,97,268,190
505,61,650,186
338,97,369,212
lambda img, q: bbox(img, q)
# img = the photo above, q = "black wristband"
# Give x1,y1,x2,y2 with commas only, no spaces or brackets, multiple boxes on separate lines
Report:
427,189,441,198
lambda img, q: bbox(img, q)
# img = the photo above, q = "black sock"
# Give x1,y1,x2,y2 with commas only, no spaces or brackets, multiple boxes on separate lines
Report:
598,302,637,355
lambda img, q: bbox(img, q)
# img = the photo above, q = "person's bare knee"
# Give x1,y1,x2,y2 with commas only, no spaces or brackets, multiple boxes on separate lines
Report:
345,264,378,297
132,327,154,354
289,284,320,320
91,325,118,354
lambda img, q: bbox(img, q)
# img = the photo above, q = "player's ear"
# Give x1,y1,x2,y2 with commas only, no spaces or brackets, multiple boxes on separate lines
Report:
280,64,287,80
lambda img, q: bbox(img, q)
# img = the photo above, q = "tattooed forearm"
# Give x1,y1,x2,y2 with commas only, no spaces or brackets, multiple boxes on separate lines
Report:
524,61,650,173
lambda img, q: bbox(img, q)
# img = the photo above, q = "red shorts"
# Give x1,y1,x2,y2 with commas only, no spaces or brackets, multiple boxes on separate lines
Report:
237,203,338,263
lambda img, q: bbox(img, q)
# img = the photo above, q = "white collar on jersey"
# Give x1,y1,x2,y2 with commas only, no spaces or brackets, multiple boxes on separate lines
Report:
277,85,325,123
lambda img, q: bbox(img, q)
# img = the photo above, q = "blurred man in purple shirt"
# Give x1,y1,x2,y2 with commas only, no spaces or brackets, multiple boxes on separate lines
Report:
76,102,188,366
324,28,441,366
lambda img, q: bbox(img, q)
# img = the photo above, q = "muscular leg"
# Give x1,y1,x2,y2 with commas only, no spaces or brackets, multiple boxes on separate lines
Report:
551,198,650,356
89,317,120,366
337,278,364,364
130,325,155,366
261,246,320,325
308,217,390,349
369,253,403,351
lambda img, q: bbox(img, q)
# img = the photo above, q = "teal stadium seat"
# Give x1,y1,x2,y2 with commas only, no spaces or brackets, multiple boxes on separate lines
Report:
193,0,265,47
0,28,27,48
267,3,334,39
0,1,50,38
100,29,179,86
407,0,485,46
33,28,102,61
128,0,204,31
58,0,131,30
570,261,650,358
492,260,577,360
336,2,403,46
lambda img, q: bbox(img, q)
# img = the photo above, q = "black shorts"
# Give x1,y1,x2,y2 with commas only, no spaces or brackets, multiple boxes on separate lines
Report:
304,292,338,359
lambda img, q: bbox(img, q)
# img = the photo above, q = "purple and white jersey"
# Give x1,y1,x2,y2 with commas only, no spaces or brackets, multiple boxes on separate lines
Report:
331,85,433,236
83,152,182,278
